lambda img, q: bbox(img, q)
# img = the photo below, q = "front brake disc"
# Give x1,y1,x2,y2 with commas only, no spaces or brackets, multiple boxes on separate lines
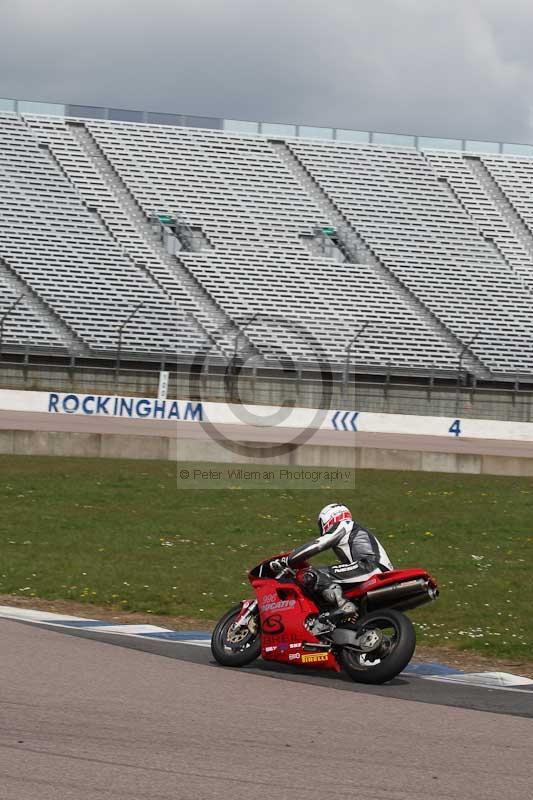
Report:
226,624,250,644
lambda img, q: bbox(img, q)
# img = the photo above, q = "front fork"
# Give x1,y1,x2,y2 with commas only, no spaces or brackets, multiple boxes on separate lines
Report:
233,599,258,631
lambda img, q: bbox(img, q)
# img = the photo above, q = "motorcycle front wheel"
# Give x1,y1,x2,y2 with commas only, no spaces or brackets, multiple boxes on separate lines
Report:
338,609,416,684
211,604,261,667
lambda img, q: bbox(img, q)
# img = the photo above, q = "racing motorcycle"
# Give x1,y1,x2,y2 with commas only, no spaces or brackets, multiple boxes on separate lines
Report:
211,553,438,684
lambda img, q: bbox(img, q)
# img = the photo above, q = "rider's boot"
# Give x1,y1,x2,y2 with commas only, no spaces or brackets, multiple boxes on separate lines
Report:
311,583,357,634
320,582,357,620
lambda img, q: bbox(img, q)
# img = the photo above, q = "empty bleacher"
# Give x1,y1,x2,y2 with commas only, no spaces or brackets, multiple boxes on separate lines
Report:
423,150,533,287
2,109,533,378
0,267,66,350
288,139,533,374
179,248,459,369
0,114,207,356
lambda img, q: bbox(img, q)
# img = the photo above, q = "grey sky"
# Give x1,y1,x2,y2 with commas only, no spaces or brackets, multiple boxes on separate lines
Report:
2,0,533,143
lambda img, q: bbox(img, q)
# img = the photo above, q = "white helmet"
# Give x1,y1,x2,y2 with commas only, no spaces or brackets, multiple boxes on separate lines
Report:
318,503,352,536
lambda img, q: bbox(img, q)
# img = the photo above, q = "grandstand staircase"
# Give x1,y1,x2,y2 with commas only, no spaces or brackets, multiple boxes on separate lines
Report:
271,141,490,378
0,256,90,355
68,125,260,362
465,156,533,271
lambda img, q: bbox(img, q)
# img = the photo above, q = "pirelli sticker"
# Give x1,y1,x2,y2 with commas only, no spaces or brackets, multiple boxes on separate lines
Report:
301,651,329,664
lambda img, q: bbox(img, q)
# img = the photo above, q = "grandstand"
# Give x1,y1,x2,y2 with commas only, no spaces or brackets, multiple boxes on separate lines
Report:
2,99,533,400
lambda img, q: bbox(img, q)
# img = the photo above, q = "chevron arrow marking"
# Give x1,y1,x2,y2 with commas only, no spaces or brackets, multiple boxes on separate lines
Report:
332,410,359,431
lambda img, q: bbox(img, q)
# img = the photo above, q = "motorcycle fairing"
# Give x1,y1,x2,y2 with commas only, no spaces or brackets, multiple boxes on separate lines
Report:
252,578,341,671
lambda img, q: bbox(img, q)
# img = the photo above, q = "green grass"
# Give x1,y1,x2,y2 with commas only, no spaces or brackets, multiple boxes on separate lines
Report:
1,454,532,659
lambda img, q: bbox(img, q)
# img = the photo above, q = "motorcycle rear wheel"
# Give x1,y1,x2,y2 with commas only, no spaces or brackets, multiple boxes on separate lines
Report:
338,609,416,684
211,604,261,667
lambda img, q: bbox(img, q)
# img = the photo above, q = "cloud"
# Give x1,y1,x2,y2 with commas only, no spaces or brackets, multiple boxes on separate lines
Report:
1,0,533,144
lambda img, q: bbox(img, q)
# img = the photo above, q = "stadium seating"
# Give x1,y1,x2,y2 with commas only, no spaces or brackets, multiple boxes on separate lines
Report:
0,267,66,350
77,119,459,370
288,140,533,374
0,114,207,356
2,109,533,377
424,150,533,288
179,248,459,368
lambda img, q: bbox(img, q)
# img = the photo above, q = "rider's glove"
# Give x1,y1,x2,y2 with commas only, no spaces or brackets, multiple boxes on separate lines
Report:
269,556,290,574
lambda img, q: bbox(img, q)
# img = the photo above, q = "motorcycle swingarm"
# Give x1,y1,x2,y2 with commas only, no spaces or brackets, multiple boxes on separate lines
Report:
330,627,377,650
330,627,363,645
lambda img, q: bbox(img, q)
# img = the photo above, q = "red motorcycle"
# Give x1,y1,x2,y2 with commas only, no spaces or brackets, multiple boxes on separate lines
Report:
211,554,438,684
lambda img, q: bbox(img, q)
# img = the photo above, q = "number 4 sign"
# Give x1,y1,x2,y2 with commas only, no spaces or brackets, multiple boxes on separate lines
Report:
449,419,462,437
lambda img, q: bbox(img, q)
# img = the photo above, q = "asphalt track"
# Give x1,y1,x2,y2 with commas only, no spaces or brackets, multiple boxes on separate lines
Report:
2,618,533,800
3,410,533,456
2,412,533,797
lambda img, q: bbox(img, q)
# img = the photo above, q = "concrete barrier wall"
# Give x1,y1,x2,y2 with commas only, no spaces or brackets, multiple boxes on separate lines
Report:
3,428,533,477
3,389,533,476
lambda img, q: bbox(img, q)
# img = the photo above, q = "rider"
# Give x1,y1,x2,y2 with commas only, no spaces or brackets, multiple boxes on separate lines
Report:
271,503,393,624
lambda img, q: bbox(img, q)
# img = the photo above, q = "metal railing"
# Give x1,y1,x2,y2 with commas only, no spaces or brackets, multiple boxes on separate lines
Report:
3,95,533,158
2,347,533,422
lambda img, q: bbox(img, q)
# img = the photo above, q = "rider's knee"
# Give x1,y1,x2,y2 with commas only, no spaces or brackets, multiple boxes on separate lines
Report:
300,567,331,592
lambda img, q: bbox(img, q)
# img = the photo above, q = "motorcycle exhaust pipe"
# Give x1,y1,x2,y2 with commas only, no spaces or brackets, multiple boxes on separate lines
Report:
365,578,435,611
366,578,427,603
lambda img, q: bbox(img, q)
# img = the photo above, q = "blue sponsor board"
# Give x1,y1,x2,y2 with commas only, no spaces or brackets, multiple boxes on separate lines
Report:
48,393,203,421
